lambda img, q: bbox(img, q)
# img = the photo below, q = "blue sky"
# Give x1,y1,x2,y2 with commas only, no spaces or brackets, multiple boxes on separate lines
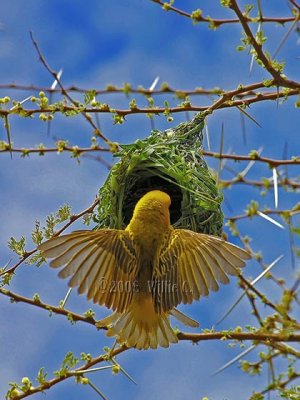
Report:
0,1,299,399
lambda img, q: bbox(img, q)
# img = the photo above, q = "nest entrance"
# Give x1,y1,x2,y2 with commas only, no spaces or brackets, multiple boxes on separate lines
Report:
122,168,183,225
96,114,223,235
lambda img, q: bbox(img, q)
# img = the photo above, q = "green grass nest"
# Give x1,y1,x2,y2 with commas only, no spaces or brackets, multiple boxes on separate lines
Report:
95,113,223,236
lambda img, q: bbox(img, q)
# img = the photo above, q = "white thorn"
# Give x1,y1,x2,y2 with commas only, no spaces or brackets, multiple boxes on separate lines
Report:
273,168,279,208
19,95,33,105
72,366,114,374
110,357,137,384
213,345,256,376
251,254,284,286
2,259,12,271
216,255,284,325
51,68,63,89
60,287,72,308
240,146,263,178
10,96,33,111
249,23,262,74
257,211,285,229
149,76,160,91
240,159,256,178
205,124,211,151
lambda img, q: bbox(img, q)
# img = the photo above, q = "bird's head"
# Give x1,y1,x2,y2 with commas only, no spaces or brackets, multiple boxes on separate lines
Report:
136,190,171,208
131,190,171,224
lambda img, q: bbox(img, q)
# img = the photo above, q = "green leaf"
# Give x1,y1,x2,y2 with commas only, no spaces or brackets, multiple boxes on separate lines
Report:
8,236,26,257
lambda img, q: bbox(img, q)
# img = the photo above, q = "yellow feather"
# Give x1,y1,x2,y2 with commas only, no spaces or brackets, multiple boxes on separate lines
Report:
38,190,250,350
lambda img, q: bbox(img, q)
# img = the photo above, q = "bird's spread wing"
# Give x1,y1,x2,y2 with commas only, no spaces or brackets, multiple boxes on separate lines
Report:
152,229,251,312
38,230,137,312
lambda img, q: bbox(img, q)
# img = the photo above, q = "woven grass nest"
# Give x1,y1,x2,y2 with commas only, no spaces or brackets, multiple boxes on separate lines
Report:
95,113,223,236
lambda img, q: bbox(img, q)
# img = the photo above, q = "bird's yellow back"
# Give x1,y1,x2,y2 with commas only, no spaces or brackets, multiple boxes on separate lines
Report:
126,190,171,255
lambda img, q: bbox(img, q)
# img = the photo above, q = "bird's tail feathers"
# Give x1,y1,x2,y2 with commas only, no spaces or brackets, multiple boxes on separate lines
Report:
96,295,178,350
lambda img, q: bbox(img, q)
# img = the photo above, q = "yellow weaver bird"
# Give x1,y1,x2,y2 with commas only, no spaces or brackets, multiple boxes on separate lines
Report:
39,190,250,350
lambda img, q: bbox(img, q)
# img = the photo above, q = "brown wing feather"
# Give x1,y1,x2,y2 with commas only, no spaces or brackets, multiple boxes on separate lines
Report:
38,230,137,312
153,229,250,312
